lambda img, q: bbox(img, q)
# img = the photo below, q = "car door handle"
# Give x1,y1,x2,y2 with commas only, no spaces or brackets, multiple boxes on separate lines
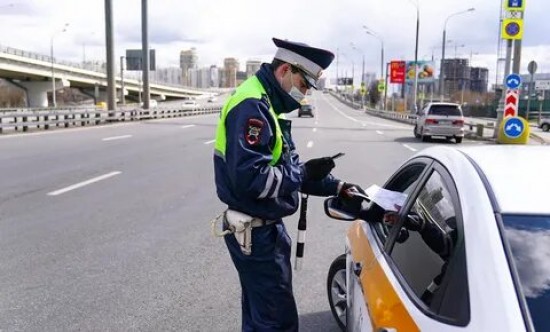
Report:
377,328,397,332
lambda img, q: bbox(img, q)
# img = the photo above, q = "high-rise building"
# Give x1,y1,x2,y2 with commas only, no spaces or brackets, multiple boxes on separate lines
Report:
223,58,239,88
209,65,220,88
153,67,183,85
470,67,489,94
187,66,221,88
180,48,198,86
245,60,262,78
441,59,489,96
441,58,470,97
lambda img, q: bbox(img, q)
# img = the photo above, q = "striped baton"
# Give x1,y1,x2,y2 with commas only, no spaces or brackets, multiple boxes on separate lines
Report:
295,193,309,271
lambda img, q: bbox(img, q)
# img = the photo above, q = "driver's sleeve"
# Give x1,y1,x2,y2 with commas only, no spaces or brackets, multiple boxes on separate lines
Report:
224,98,304,199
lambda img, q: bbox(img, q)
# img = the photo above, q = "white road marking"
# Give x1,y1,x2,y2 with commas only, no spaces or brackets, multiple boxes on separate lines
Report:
312,128,317,132
402,144,417,152
181,125,196,129
0,114,218,140
102,135,132,141
307,141,314,148
204,139,215,144
376,130,384,135
47,171,121,196
322,94,410,129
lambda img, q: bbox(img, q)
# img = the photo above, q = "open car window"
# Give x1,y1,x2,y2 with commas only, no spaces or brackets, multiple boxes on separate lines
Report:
368,161,429,245
386,166,470,326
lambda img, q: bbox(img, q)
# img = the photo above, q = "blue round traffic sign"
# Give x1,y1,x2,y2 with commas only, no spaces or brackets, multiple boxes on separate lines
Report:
505,22,520,36
504,117,524,138
506,74,522,89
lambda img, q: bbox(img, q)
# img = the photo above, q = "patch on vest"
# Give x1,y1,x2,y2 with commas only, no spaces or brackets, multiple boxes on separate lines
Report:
245,118,263,145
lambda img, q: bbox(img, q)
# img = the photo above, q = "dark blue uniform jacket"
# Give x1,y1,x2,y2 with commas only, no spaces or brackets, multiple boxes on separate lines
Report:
214,63,340,220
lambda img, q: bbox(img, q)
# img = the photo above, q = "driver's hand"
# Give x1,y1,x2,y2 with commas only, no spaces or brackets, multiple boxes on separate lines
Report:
383,211,400,225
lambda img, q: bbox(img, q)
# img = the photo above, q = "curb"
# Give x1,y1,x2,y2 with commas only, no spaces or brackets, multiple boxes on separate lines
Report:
529,132,547,145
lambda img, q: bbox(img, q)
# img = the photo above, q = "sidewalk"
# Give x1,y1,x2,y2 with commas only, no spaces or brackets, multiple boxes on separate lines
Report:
465,117,548,145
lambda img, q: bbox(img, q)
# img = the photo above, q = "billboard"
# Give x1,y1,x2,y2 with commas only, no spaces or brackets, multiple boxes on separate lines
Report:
390,61,406,84
337,77,353,86
405,61,435,83
125,49,156,71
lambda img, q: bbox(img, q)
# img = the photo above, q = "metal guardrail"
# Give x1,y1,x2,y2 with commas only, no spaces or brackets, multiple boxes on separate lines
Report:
0,105,222,134
328,91,495,139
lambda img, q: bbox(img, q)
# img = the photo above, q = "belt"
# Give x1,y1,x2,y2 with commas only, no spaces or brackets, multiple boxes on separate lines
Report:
250,218,277,228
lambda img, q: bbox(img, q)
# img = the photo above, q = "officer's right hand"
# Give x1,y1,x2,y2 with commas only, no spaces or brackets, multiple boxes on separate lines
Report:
303,157,335,181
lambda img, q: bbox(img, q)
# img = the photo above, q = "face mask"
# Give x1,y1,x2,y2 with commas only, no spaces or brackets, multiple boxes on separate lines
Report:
287,72,305,103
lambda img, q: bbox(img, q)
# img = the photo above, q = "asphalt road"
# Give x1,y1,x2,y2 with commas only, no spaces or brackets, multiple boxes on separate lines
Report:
0,91,487,331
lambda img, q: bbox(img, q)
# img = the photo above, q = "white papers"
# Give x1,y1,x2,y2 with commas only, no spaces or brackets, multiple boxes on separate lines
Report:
364,184,408,212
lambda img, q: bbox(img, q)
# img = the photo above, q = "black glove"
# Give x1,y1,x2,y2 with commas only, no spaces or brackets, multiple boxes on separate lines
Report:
304,157,335,181
337,182,366,213
338,182,365,199
404,213,425,232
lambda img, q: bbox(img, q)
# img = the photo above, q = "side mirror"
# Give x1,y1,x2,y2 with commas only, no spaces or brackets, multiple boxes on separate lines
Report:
324,197,357,221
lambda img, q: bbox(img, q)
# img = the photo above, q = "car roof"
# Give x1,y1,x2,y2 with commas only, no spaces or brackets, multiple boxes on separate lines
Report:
416,146,550,215
427,102,460,107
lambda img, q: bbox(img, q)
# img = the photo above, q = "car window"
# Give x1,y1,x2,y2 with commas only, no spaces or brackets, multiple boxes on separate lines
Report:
428,105,462,116
369,163,428,245
501,214,550,332
388,168,469,325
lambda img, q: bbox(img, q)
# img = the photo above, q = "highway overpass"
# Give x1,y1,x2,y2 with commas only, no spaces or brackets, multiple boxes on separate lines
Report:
0,45,215,107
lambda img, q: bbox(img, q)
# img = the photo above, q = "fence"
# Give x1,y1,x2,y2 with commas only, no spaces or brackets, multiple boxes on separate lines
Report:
329,91,494,139
0,105,222,134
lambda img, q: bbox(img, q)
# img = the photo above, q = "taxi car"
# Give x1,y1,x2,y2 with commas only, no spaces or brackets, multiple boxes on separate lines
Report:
325,146,550,331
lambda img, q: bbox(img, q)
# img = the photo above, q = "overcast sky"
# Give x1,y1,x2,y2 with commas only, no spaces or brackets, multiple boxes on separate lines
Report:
1,0,549,87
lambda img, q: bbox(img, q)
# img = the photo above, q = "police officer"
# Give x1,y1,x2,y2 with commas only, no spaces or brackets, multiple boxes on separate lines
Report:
213,37,363,331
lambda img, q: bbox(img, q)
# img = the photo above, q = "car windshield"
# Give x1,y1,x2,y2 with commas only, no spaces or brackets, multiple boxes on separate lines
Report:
429,105,461,116
501,214,550,331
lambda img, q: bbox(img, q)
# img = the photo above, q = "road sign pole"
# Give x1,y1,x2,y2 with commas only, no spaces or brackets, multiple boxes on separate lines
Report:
526,72,533,121
539,90,545,125
494,40,513,138
384,62,389,111
526,60,538,122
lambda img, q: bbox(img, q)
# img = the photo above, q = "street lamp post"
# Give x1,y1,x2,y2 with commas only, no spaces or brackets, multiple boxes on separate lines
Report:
406,0,420,113
350,42,365,108
363,26,385,109
440,8,475,100
120,56,126,105
340,52,354,104
50,23,69,108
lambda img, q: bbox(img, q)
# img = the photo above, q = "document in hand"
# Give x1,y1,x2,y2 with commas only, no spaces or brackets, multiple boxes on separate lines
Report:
365,184,408,212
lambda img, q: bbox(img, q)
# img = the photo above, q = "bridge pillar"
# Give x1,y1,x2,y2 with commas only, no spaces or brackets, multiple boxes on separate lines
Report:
81,85,127,104
18,79,70,107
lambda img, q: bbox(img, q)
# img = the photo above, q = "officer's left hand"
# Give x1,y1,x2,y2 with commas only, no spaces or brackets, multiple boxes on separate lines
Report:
304,157,335,181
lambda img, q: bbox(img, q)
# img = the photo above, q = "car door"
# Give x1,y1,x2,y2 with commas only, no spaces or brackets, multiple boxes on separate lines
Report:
348,159,470,331
346,159,431,331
